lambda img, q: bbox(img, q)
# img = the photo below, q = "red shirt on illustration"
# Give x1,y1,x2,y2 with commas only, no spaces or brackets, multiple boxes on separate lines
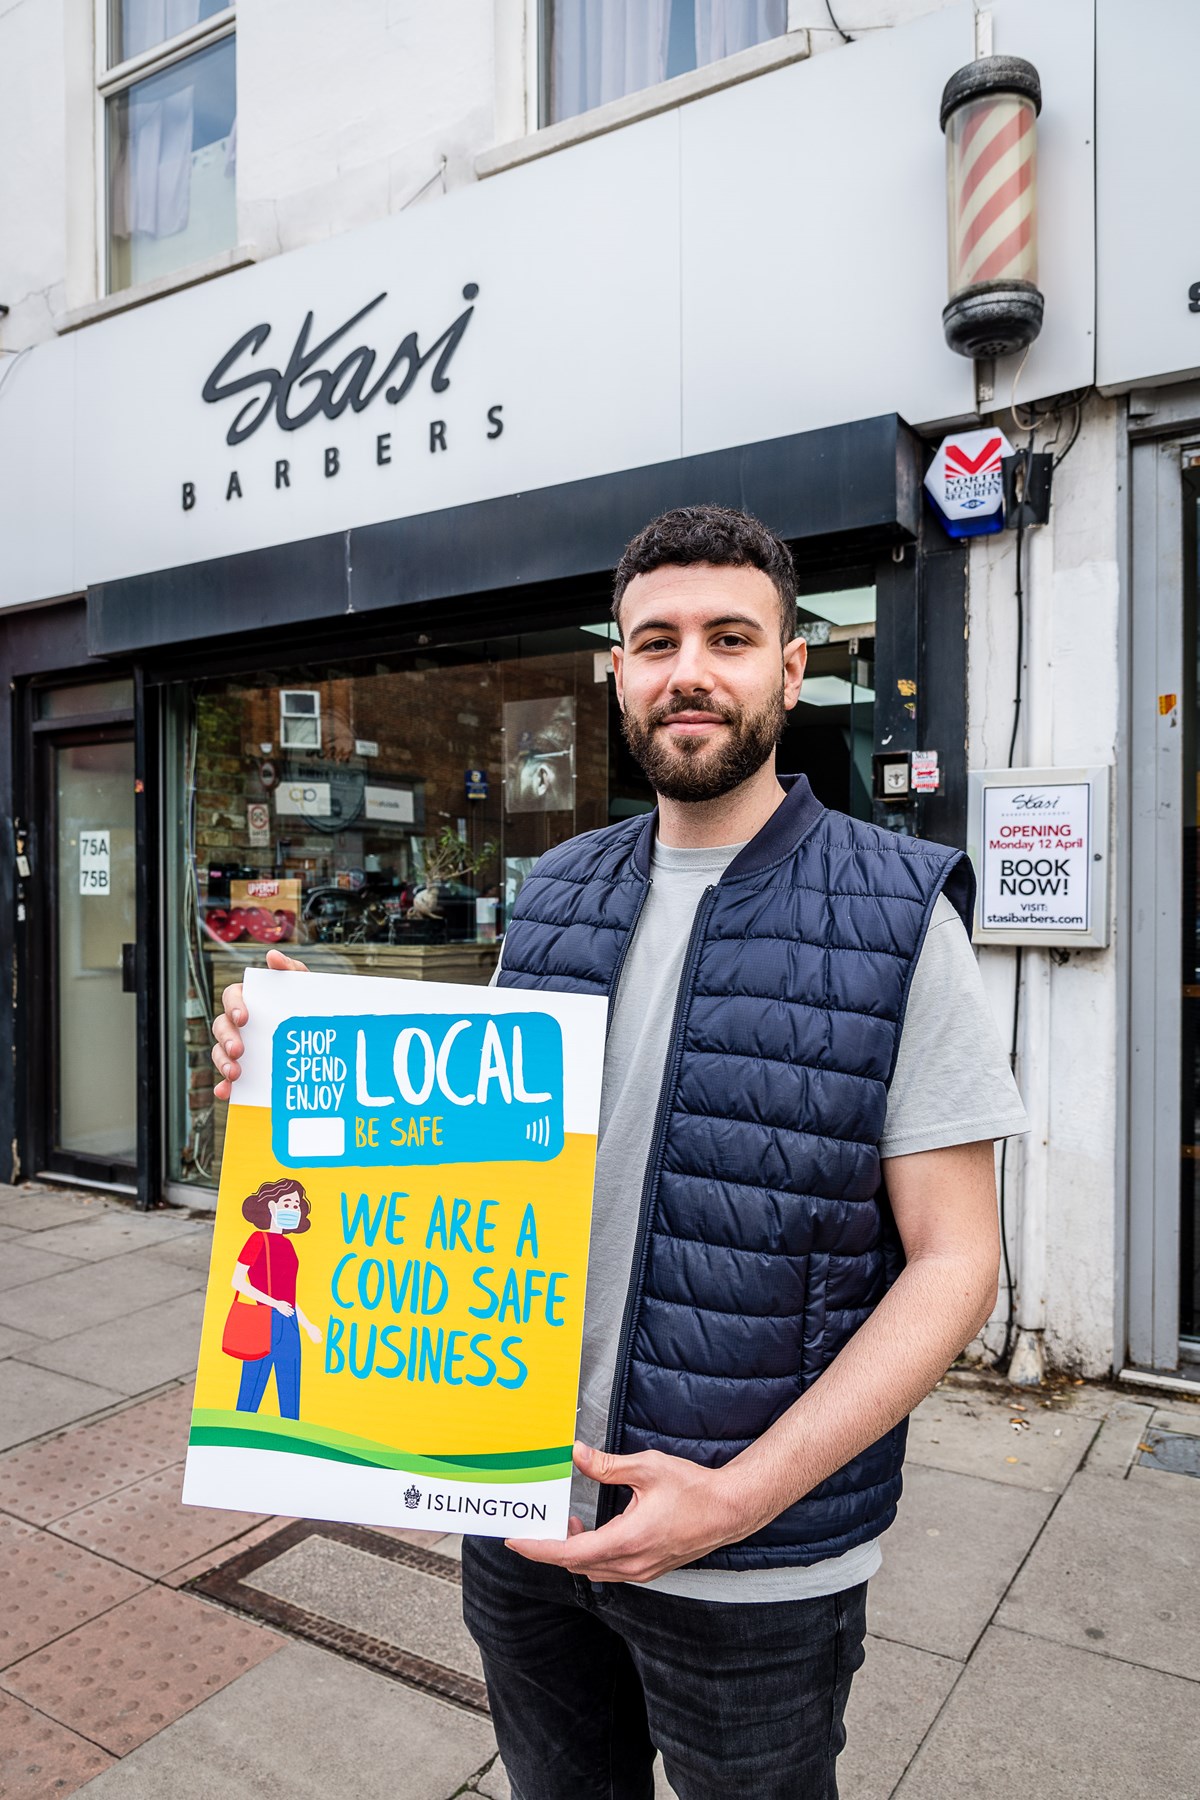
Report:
239,1232,298,1307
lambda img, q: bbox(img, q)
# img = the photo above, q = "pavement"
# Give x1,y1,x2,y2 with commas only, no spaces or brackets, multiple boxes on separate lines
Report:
0,1182,1198,1800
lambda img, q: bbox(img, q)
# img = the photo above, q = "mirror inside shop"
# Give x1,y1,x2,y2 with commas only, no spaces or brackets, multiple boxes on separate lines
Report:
164,590,876,1189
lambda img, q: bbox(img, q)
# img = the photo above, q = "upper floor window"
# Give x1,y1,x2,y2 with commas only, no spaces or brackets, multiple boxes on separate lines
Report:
101,2,237,295
540,0,787,127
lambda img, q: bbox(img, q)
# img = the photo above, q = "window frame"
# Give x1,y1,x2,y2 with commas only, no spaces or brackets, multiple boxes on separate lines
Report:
93,0,238,298
529,0,803,132
279,687,323,752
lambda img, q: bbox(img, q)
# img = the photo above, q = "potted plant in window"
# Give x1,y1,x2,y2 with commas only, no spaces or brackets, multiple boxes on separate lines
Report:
408,827,495,922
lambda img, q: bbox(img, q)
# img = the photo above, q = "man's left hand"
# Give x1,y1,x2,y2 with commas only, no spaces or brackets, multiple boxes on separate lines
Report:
505,1442,763,1583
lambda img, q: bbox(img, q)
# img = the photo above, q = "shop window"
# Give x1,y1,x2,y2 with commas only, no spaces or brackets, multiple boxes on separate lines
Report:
279,688,321,751
36,678,134,718
102,3,237,296
163,627,624,1192
539,0,787,127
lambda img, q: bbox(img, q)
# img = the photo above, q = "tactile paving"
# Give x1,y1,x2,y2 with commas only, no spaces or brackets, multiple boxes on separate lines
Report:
0,1381,194,1524
52,1463,263,1577
0,1691,115,1798
0,1584,283,1755
0,1514,146,1668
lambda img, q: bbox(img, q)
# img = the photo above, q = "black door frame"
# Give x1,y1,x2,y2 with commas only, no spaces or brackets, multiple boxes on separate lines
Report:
29,706,139,1191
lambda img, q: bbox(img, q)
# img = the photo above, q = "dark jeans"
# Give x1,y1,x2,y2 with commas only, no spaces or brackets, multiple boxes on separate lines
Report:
461,1537,867,1800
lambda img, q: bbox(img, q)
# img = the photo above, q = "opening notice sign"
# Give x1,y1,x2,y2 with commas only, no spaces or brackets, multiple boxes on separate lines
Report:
183,968,607,1539
967,767,1110,948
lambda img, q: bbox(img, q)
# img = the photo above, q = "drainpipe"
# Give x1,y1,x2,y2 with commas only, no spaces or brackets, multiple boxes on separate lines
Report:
1007,520,1054,1385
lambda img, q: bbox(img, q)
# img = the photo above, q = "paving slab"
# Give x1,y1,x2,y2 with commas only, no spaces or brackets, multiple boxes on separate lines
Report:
0,1250,204,1341
907,1386,1096,1492
137,1228,215,1275
1150,1403,1200,1436
244,1533,484,1680
0,1382,194,1523
17,1291,205,1395
1081,1399,1155,1477
840,1635,961,1800
0,1190,116,1233
0,1690,115,1799
69,1640,496,1800
161,1516,295,1589
896,1626,1200,1799
0,1362,123,1454
16,1210,205,1264
869,1463,1054,1661
0,1241,84,1292
999,1469,1200,1679
52,1462,265,1577
0,1322,40,1361
0,1514,147,1668
0,1584,283,1756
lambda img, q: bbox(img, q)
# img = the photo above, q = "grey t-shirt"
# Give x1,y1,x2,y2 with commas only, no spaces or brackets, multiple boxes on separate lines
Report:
497,834,1028,1602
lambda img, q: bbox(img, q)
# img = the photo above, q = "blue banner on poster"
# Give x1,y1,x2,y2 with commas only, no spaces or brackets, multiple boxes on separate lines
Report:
270,1012,564,1168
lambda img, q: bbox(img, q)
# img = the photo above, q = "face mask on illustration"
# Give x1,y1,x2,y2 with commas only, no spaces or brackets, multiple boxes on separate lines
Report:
276,1207,302,1231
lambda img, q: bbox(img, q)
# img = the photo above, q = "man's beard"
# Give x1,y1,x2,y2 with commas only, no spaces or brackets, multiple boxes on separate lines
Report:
620,686,787,803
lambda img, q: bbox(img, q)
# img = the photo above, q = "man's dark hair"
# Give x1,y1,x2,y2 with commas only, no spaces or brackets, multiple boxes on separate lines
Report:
612,505,797,648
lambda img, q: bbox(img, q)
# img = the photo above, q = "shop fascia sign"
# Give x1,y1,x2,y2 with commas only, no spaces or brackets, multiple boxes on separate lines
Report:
183,279,504,512
966,766,1111,948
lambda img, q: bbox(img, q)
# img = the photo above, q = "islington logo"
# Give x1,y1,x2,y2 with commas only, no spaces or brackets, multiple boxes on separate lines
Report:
924,427,1013,538
181,280,505,511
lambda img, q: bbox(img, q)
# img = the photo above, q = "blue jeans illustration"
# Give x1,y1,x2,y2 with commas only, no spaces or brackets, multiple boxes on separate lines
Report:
236,1307,301,1419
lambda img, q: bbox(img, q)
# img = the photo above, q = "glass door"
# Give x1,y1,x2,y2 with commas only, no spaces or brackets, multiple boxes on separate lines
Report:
43,730,139,1182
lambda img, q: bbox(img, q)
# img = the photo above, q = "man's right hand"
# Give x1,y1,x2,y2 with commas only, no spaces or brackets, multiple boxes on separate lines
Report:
210,947,308,1098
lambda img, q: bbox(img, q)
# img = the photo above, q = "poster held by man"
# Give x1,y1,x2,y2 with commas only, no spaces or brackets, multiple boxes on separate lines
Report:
184,968,606,1538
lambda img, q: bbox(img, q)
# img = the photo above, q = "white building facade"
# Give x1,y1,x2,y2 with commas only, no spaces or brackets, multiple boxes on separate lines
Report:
0,0,1196,1390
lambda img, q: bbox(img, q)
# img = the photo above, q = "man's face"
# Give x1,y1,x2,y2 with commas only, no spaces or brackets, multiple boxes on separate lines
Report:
611,564,806,804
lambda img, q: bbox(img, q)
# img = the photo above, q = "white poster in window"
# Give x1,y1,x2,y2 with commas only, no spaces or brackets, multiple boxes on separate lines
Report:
364,785,415,825
275,782,332,819
980,782,1091,933
79,830,111,896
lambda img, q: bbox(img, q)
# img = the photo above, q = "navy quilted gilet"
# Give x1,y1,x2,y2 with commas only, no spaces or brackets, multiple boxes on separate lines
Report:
498,776,974,1568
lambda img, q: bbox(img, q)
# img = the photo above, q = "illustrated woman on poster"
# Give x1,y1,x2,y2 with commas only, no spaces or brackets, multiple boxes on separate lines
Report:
231,1178,322,1420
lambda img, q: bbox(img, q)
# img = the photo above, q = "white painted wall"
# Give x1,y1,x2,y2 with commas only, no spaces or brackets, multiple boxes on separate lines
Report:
0,0,980,354
968,396,1122,1375
0,0,68,348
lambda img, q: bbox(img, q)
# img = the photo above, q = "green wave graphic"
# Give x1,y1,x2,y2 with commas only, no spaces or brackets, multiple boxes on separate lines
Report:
189,1409,571,1484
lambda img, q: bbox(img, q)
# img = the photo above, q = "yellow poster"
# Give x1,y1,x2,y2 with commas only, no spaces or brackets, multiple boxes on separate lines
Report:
183,968,607,1539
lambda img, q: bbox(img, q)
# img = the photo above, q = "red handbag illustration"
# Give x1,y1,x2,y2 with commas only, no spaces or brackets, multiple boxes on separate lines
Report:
221,1234,273,1360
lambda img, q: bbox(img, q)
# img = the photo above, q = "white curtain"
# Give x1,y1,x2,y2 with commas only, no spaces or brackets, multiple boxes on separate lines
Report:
117,0,203,60
694,0,787,64
552,0,671,121
111,0,202,240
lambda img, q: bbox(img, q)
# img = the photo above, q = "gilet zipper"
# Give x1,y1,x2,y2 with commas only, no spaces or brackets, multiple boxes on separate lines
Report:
595,882,717,1528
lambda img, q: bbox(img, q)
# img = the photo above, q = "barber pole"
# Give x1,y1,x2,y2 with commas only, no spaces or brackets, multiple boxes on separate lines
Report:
940,56,1044,359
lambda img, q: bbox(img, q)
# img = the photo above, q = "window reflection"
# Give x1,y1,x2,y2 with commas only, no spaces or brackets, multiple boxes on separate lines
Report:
166,632,619,1188
106,34,236,293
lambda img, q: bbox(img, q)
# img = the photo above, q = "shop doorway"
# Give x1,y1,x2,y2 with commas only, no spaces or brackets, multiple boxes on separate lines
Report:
35,716,139,1187
1128,426,1200,1373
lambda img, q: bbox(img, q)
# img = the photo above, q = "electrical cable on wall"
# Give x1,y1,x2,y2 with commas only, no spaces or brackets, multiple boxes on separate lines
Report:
824,1,853,44
991,386,1090,1372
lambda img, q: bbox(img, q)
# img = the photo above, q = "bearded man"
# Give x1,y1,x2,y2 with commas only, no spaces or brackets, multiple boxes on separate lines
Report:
211,504,1026,1799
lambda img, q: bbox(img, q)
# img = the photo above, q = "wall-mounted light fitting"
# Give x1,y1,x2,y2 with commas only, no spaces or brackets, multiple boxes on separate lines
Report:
940,55,1043,360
